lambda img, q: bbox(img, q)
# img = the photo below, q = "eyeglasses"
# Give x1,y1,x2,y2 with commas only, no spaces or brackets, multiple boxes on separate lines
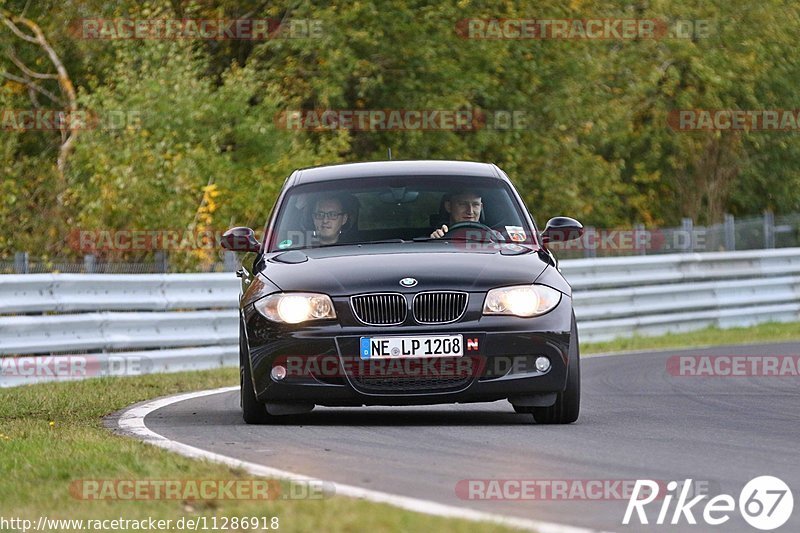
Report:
454,201,482,210
313,211,345,221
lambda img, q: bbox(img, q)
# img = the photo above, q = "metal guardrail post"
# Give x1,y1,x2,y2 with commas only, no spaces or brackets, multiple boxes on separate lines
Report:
764,211,775,249
83,254,96,274
154,251,168,273
633,223,646,255
223,251,237,272
583,226,596,258
14,252,29,274
723,214,735,251
681,218,694,252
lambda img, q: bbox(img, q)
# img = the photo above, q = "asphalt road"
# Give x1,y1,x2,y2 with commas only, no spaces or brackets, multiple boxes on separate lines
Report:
143,342,800,532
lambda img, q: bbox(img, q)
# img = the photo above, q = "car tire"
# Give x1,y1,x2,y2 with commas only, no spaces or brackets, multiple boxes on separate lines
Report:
532,313,580,424
240,320,274,425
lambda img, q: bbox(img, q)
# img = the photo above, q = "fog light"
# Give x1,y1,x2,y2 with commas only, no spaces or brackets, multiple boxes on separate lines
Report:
271,365,287,381
535,357,551,372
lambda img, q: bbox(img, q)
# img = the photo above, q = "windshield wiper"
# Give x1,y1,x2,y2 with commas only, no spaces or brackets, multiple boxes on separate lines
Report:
272,239,407,252
412,236,501,243
318,239,407,248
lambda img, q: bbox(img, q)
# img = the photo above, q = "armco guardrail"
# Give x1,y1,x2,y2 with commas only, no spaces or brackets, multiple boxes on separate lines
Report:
562,248,800,341
2,248,800,386
0,273,241,386
0,273,237,314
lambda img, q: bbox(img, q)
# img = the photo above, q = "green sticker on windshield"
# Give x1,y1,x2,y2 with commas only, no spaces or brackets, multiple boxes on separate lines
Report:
278,239,292,249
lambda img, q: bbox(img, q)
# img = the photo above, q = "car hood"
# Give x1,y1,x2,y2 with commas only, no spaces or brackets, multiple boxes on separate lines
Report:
259,243,548,296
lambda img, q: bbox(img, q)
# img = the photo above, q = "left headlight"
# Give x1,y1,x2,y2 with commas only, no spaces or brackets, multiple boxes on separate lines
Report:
482,284,562,317
254,293,337,324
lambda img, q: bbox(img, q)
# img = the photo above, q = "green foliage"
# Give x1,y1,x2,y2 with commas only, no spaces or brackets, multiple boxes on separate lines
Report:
2,0,800,261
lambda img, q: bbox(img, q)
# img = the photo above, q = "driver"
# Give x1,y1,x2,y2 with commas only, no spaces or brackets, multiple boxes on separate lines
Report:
430,190,485,238
312,196,349,245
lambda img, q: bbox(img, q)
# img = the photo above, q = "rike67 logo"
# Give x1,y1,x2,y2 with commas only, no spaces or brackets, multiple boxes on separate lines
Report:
624,476,793,530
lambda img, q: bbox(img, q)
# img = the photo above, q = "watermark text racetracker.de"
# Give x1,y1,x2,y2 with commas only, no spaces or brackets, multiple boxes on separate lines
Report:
0,109,141,131
67,229,252,253
270,354,575,381
456,479,717,501
667,355,800,377
668,109,800,131
69,478,333,501
274,109,528,131
74,18,323,40
456,18,713,40
545,227,707,253
0,355,150,381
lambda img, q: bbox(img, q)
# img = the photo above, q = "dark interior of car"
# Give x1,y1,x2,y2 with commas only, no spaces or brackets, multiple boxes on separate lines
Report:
271,187,530,249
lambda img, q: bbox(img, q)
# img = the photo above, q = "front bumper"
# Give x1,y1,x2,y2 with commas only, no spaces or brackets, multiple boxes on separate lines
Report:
243,293,573,407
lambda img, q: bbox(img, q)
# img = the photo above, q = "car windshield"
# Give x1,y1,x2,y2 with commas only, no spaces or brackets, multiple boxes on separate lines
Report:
267,175,535,252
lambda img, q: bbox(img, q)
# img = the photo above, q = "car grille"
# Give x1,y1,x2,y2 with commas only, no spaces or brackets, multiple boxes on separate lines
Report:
351,293,407,325
413,291,468,324
350,373,473,393
346,356,476,393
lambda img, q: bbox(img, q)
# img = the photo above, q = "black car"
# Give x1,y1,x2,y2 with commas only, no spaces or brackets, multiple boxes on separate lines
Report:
222,160,585,424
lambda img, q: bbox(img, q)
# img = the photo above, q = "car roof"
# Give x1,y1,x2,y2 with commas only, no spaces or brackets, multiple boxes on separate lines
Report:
292,160,505,185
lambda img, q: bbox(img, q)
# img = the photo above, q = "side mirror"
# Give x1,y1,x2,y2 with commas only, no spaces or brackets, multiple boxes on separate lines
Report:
221,227,261,252
541,217,584,244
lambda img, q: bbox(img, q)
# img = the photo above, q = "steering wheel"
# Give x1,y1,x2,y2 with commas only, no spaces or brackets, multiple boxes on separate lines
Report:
444,221,500,242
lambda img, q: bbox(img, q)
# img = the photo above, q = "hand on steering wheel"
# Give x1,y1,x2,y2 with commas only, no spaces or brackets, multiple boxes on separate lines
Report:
433,221,500,242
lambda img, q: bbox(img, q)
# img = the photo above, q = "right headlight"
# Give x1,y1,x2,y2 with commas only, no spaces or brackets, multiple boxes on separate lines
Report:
482,284,562,317
254,292,337,324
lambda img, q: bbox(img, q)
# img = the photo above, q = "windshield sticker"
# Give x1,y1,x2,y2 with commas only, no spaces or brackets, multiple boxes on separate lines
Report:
505,226,526,242
502,243,526,252
278,239,293,249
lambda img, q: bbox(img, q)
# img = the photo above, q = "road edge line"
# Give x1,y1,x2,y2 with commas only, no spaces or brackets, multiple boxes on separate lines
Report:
115,386,605,533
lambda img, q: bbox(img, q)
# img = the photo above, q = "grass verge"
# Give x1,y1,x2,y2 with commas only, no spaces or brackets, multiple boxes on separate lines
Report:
0,369,518,533
582,321,800,355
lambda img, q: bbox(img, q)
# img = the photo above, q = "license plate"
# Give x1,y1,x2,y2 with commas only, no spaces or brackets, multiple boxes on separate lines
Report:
360,335,464,359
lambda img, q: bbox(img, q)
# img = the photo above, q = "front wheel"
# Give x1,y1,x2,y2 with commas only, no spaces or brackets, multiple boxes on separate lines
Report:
532,313,580,424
